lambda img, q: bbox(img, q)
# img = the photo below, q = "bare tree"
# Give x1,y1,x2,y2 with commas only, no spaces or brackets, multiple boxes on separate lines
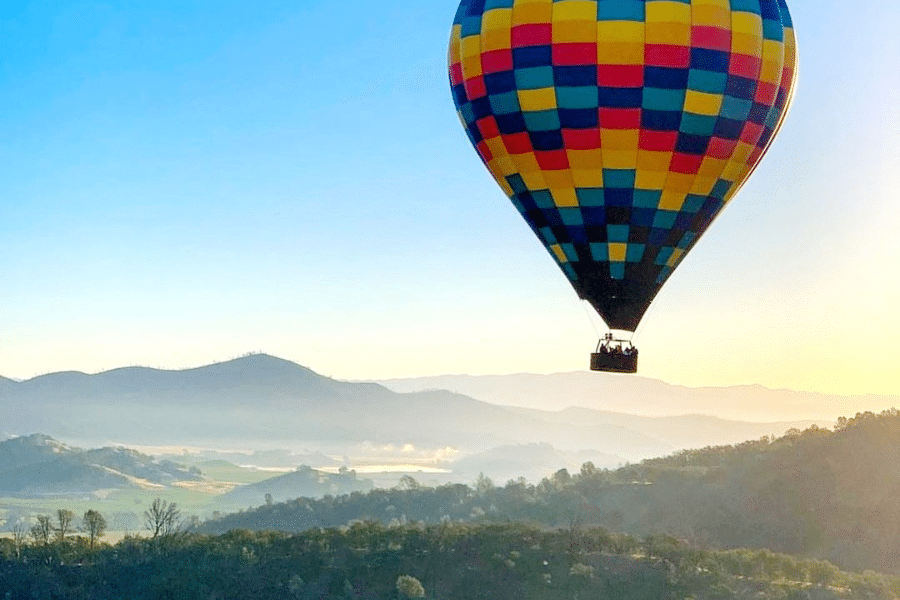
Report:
12,521,28,560
82,510,107,549
55,509,76,543
144,498,181,538
30,515,52,546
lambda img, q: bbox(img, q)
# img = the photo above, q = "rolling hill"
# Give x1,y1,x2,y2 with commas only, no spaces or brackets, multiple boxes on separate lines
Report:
1,354,828,473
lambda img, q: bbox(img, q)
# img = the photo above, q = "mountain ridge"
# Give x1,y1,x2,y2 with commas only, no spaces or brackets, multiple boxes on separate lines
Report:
0,354,838,467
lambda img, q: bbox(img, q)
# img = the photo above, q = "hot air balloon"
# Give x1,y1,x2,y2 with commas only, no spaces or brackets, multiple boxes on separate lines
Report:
449,0,797,373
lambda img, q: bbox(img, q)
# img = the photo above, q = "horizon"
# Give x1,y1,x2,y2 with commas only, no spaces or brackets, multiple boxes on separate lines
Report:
1,1,898,398
3,352,898,403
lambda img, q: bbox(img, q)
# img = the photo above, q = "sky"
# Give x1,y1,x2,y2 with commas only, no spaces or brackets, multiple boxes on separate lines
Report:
0,0,898,396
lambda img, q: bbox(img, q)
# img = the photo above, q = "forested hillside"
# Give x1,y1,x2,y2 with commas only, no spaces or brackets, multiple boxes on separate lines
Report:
199,410,900,575
1,522,896,599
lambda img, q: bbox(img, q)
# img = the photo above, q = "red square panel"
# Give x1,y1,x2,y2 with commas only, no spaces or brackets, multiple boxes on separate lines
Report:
482,49,514,74
477,116,500,141
597,64,644,87
562,128,601,150
692,26,731,51
645,44,691,68
639,130,678,151
754,81,778,105
670,152,704,174
739,122,764,145
536,150,570,170
464,76,487,100
450,63,464,86
503,132,534,155
476,141,493,162
553,43,597,66
600,108,641,130
512,24,552,47
729,54,760,78
707,136,737,159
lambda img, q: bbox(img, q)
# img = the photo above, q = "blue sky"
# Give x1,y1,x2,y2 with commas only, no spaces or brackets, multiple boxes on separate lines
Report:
1,0,898,396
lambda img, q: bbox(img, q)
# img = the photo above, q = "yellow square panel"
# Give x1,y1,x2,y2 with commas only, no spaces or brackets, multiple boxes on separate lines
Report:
518,87,558,111
645,22,691,45
552,188,580,208
667,248,685,267
691,5,730,28
722,162,747,182
698,157,727,178
462,55,483,78
552,1,596,21
571,169,604,187
543,170,574,189
603,150,638,170
513,152,541,174
635,170,669,190
666,173,695,193
597,42,644,65
645,1,692,24
461,35,482,58
608,243,628,262
731,12,762,35
690,176,716,195
483,8,513,31
512,1,553,25
692,0,729,8
482,29,512,52
554,20,598,43
485,138,507,158
521,170,548,189
490,170,515,196
568,149,603,170
731,32,762,56
448,37,462,65
601,130,640,153
684,90,724,116
759,58,783,84
658,190,687,211
597,21,645,44
637,150,672,171
493,154,518,176
550,244,569,263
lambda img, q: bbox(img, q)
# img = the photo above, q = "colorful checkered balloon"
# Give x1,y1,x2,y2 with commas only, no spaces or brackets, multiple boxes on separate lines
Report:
449,0,797,332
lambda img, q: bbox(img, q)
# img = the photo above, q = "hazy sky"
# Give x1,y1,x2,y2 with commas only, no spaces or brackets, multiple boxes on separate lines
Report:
1,0,897,396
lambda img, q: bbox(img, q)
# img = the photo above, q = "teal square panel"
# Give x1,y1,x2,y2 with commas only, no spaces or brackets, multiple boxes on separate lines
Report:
626,244,646,262
556,86,599,110
523,109,561,131
560,208,584,226
539,226,558,245
633,190,663,208
490,91,521,115
688,70,728,94
590,243,609,261
680,113,717,136
515,66,555,90
597,1,646,21
532,190,556,208
607,225,630,243
576,188,605,207
643,87,686,111
653,211,678,229
604,169,636,188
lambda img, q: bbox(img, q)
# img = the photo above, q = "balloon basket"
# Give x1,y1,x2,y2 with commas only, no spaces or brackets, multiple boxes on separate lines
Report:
590,336,638,374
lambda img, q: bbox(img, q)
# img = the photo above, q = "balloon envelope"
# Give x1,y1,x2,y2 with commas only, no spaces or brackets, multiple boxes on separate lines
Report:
449,0,797,331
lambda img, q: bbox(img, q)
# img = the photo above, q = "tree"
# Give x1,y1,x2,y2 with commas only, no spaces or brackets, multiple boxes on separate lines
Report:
144,498,181,538
55,509,76,543
12,521,28,560
396,575,425,598
82,510,107,549
30,515,52,546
